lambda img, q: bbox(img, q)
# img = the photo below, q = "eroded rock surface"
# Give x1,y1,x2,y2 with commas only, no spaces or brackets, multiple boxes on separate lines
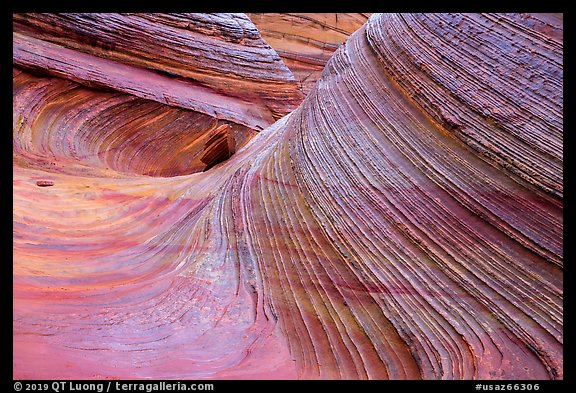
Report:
14,13,304,130
248,13,370,95
13,13,562,380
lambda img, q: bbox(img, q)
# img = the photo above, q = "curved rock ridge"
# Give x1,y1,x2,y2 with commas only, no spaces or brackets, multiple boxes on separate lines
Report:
248,13,370,95
13,13,562,380
13,69,257,177
365,13,563,199
13,13,304,130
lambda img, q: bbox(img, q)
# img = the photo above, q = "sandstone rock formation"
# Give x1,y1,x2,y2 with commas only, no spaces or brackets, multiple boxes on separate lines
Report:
13,68,257,177
14,13,303,131
13,13,563,380
248,13,370,95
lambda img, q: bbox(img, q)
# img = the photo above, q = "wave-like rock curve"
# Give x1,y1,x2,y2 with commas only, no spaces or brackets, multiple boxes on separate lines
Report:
13,13,562,380
14,13,304,130
13,69,257,177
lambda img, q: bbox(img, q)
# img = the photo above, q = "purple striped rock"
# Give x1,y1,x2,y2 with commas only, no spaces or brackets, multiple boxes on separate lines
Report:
13,13,562,380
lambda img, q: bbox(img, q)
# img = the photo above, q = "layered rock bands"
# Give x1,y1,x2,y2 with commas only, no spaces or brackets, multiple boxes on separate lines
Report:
13,13,562,380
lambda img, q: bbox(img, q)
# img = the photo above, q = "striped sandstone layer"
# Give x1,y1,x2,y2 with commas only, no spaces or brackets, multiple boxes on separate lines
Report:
248,13,370,95
13,13,562,380
13,13,304,130
13,68,257,177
